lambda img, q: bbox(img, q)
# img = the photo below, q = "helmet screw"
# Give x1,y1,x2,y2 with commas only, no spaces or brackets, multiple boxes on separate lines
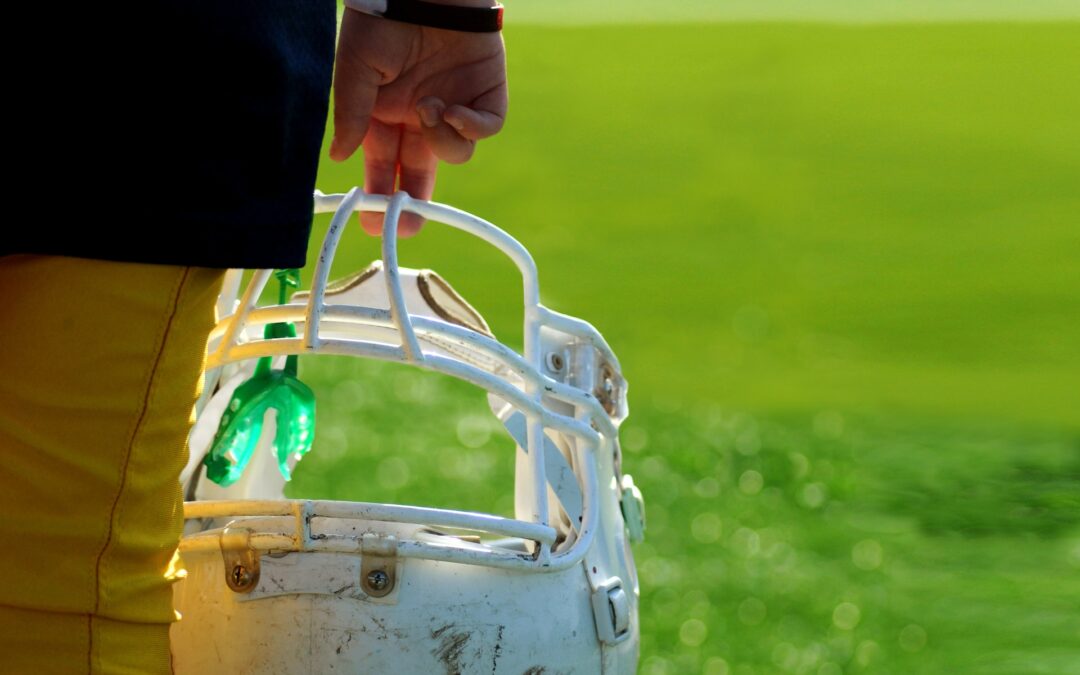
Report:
231,564,254,590
546,352,565,372
366,569,391,592
595,364,618,415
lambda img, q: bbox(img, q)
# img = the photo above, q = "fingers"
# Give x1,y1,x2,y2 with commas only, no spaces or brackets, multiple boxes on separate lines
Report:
359,94,501,238
359,121,433,237
330,12,383,162
446,79,508,141
416,96,475,164
360,120,402,235
414,81,507,162
396,129,438,237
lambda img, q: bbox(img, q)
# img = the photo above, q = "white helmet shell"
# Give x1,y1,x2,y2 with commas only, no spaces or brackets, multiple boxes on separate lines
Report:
171,189,644,674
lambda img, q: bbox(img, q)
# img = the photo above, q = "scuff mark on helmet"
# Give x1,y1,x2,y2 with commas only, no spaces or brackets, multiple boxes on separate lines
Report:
432,624,473,674
335,631,354,655
490,625,505,674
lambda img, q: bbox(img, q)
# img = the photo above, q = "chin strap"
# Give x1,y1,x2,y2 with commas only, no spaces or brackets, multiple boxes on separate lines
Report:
344,0,503,33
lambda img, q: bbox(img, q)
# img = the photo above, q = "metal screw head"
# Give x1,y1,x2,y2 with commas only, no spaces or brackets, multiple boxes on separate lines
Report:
546,352,565,372
595,364,619,415
231,564,254,589
366,569,390,591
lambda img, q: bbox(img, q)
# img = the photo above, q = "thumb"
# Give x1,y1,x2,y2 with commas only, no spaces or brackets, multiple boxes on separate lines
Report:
416,97,476,164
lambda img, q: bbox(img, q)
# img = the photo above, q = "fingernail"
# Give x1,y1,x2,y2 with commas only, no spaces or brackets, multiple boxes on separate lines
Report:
445,115,465,131
418,104,440,128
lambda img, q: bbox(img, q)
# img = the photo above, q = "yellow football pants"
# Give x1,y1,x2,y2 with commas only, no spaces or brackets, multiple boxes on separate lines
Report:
0,255,223,674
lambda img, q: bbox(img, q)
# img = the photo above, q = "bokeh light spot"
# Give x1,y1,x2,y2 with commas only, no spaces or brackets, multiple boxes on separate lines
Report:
735,431,761,456
732,527,761,556
694,476,721,499
832,602,861,630
800,482,827,509
642,656,673,675
738,470,764,495
640,555,682,586
899,624,928,652
684,590,712,619
680,618,708,647
692,512,723,544
703,656,730,675
455,414,492,448
799,642,828,670
771,642,798,670
828,632,855,661
852,539,884,570
855,640,880,667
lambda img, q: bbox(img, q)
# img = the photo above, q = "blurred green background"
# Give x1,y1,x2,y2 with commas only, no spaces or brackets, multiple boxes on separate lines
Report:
287,5,1080,674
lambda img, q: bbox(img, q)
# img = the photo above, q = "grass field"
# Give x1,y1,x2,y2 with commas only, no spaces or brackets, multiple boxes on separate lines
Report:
285,22,1080,674
507,0,1080,23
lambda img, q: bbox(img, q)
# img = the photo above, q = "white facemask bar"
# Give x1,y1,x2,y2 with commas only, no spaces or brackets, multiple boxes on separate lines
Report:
181,189,624,572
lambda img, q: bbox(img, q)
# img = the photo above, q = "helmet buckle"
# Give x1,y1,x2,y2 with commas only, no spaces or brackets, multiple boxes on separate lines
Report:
591,578,632,645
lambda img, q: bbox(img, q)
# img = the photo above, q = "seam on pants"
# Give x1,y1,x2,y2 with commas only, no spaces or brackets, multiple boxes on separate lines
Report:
88,266,192,672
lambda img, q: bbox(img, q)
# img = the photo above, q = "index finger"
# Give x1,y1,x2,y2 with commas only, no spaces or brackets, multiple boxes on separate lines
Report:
330,11,383,162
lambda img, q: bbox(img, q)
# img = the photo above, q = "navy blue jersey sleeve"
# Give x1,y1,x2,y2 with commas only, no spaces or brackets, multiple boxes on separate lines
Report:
8,0,337,269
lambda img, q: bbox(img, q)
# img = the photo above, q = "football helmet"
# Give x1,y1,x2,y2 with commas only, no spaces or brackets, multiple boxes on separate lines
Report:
172,188,646,674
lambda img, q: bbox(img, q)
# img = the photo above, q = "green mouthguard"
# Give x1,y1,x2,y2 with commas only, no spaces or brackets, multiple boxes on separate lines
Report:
203,269,316,487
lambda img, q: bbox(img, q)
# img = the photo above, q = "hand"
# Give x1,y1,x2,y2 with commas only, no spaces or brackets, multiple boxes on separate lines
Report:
330,5,508,236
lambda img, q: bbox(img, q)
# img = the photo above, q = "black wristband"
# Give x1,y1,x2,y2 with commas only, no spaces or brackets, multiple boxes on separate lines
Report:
345,0,503,33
